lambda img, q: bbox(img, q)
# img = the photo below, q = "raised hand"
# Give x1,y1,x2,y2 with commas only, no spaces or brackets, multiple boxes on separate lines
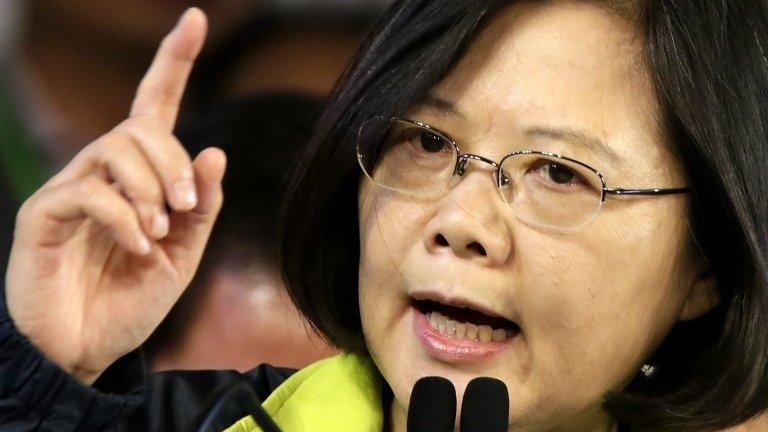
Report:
4,8,226,384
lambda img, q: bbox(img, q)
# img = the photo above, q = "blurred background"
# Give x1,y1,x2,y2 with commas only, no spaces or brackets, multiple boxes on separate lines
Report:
0,0,392,373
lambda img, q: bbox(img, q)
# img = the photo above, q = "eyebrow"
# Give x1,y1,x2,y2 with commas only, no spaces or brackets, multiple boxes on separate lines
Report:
416,93,622,163
418,94,463,117
524,127,621,163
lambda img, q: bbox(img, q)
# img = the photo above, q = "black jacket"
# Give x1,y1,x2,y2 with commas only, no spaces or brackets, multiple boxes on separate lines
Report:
0,283,295,432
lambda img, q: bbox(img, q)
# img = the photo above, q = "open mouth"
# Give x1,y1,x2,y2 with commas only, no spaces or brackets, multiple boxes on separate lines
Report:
412,299,521,343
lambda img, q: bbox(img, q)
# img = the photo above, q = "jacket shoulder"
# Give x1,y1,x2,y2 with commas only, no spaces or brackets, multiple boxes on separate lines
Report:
123,364,296,432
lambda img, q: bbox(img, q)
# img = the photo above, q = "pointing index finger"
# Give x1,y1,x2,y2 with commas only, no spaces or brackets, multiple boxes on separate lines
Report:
129,8,207,130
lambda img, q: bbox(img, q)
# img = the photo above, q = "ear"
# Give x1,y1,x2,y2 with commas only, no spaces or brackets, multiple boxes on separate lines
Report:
678,270,720,321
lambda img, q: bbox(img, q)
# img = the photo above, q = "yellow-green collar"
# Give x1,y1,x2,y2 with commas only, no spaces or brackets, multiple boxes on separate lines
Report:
225,353,383,432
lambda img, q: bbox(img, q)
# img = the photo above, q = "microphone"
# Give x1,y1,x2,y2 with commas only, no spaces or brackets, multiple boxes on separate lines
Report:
459,377,509,432
407,376,457,432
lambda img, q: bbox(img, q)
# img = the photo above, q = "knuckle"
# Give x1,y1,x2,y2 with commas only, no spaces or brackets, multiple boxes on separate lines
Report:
99,131,133,154
76,176,105,196
121,116,177,150
121,115,166,137
16,194,39,223
84,134,131,167
79,139,106,161
114,119,191,180
18,184,58,219
117,116,148,135
138,182,163,204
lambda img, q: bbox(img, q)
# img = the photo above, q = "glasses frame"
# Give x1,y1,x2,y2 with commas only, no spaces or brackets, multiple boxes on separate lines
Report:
356,116,691,227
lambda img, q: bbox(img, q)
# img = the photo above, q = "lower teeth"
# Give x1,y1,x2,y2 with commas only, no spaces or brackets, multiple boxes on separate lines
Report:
427,311,512,342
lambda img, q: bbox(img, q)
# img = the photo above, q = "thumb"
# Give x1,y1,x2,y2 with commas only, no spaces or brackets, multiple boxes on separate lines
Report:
189,147,227,215
161,147,226,282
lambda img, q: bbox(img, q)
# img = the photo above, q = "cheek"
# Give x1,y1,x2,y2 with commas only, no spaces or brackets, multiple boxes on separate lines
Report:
521,202,691,390
357,186,435,338
358,186,434,275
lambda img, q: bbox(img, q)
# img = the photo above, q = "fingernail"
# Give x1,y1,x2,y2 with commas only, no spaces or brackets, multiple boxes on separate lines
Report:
172,179,197,209
152,211,169,238
136,233,152,255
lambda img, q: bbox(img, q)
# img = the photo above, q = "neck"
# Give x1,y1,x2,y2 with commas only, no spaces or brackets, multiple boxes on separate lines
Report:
387,395,408,432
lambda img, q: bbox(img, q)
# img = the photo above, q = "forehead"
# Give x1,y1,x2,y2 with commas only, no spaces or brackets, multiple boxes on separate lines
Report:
424,1,680,181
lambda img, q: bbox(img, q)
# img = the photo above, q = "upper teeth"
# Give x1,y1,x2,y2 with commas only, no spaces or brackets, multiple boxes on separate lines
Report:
427,311,513,342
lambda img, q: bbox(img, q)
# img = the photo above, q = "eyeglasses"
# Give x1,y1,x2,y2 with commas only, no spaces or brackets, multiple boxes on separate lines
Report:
356,116,691,230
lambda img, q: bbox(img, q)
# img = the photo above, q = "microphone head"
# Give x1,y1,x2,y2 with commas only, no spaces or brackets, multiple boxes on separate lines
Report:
459,377,509,432
407,376,457,432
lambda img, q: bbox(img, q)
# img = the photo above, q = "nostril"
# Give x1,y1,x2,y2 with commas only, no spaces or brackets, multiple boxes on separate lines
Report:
466,242,487,256
435,234,449,247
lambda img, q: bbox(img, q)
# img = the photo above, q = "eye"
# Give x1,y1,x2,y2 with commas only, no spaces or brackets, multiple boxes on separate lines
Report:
411,130,448,153
530,159,586,188
544,162,576,184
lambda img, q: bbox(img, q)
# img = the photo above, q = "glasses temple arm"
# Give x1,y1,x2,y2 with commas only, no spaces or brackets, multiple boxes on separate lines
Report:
604,187,691,196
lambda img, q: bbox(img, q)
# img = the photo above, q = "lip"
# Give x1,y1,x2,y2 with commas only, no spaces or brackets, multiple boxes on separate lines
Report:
410,290,515,323
412,306,516,364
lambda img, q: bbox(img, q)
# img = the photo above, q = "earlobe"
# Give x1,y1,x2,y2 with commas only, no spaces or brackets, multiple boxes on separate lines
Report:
678,271,720,321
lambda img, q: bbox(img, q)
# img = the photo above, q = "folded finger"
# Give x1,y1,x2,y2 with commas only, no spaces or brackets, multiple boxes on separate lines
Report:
21,176,151,255
117,117,197,212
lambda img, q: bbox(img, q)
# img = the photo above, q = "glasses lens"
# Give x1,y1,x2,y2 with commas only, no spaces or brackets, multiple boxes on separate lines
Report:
499,153,604,229
357,118,457,197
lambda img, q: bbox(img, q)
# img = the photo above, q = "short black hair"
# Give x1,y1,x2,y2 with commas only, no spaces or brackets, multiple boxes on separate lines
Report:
278,1,768,430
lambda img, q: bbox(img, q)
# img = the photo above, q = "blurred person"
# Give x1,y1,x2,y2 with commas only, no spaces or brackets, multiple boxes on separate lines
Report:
145,93,337,372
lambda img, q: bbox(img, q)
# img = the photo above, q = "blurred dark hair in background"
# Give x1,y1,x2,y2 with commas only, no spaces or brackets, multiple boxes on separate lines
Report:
145,93,337,372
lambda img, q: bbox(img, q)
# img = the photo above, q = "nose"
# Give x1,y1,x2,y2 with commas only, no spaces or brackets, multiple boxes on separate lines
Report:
423,170,512,266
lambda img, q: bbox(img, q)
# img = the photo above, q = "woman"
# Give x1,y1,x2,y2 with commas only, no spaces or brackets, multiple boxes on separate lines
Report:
1,1,766,431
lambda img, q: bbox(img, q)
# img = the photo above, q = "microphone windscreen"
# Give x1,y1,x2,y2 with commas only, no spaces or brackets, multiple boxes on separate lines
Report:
407,376,457,432
459,377,509,432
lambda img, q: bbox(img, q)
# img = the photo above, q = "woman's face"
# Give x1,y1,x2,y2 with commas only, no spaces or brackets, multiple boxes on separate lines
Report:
358,2,717,431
